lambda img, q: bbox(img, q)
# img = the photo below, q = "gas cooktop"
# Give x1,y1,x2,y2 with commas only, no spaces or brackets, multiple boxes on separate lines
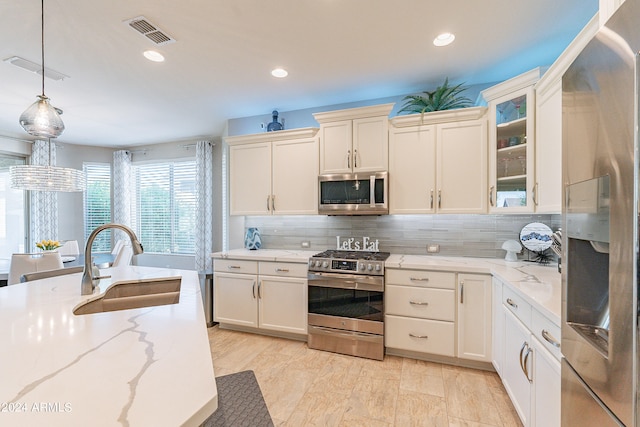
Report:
308,250,390,275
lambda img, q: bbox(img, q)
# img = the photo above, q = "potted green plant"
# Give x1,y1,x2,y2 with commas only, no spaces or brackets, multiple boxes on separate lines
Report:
398,77,472,116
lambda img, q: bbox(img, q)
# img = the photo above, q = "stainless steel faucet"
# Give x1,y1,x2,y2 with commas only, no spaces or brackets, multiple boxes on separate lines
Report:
81,223,144,295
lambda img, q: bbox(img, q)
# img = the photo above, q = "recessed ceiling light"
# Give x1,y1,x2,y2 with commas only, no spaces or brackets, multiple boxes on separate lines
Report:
143,50,165,62
433,33,455,47
271,68,288,78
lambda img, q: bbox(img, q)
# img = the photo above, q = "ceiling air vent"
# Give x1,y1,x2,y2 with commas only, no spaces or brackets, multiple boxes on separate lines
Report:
123,16,176,46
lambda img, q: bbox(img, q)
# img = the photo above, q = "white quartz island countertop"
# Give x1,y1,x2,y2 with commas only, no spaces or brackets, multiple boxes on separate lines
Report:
212,249,561,324
0,266,217,427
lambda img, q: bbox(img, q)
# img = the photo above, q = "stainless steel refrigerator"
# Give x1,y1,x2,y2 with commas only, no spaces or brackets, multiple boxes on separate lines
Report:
562,1,639,425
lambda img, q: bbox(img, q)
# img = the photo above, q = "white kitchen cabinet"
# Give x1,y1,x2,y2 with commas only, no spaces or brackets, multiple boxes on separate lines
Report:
600,0,626,26
213,259,308,336
503,307,533,426
457,273,492,362
483,68,541,213
492,277,505,375
388,107,488,214
227,128,319,215
314,103,394,174
530,335,561,427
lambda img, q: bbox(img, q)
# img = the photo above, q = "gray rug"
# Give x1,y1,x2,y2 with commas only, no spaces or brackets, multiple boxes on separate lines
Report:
202,370,274,427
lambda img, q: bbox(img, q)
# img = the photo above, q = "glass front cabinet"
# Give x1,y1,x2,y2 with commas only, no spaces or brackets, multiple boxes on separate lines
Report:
484,68,541,213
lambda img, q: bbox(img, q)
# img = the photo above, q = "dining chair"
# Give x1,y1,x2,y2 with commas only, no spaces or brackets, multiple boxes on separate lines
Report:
112,244,133,267
8,252,64,285
58,240,80,256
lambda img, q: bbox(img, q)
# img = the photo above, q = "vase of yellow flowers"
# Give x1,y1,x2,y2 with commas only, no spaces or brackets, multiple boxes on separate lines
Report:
36,239,62,251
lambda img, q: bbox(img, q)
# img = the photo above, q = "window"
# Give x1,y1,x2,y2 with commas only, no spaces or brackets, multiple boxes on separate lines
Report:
83,163,112,252
0,156,26,258
132,160,196,254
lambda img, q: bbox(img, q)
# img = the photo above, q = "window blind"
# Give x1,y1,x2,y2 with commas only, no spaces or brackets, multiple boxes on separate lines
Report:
132,160,196,254
83,163,112,252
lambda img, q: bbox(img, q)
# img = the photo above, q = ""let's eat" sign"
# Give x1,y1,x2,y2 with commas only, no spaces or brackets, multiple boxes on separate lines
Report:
336,236,380,251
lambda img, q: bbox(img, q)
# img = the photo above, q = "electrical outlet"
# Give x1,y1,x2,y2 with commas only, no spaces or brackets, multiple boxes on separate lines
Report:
301,241,310,248
426,244,440,253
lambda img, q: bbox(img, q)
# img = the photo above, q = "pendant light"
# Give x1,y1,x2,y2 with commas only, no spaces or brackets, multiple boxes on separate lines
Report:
19,0,65,138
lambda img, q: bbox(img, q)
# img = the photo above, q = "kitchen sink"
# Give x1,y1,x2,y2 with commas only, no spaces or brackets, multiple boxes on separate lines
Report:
73,276,181,315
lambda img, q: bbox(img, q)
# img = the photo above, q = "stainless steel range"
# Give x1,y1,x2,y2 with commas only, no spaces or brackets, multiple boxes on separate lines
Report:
307,249,390,360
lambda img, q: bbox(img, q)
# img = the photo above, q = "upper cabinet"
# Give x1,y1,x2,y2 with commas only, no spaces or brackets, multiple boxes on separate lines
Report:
389,107,488,214
313,103,394,174
482,68,541,213
227,128,319,216
600,0,626,26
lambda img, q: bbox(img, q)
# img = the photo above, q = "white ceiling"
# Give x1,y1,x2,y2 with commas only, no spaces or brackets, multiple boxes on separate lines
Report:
0,0,598,148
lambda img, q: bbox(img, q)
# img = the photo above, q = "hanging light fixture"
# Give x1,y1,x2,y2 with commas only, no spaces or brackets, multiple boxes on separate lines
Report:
19,0,65,138
10,139,86,192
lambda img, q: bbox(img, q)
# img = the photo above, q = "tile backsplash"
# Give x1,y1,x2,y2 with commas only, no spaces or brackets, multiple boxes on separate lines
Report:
244,214,561,259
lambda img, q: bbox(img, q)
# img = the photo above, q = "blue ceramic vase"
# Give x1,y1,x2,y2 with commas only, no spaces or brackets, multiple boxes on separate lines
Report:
244,227,262,250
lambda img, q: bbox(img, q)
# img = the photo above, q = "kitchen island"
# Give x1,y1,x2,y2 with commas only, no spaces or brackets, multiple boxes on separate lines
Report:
0,266,217,427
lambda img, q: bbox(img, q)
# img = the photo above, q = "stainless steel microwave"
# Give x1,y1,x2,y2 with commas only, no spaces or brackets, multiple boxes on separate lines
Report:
318,171,388,215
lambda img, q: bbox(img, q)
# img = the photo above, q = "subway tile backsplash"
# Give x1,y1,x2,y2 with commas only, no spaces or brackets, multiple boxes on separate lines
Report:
245,214,561,259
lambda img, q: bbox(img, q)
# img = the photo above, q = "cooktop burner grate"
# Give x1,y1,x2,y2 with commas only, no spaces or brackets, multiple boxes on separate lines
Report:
311,249,390,261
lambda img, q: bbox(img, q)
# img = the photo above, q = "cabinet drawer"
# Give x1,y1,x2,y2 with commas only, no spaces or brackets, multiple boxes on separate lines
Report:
385,284,455,321
532,308,561,360
502,285,532,329
386,269,455,289
214,259,258,274
385,314,455,356
258,261,308,278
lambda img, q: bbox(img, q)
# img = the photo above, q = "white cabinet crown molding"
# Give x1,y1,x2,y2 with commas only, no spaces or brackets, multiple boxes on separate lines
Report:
535,14,599,97
225,127,318,146
481,67,545,102
313,103,395,123
389,106,487,128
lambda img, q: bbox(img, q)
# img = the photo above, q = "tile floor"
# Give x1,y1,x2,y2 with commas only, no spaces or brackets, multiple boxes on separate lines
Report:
208,326,522,427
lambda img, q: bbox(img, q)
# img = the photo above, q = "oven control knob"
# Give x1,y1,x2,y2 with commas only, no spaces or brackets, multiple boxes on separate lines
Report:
322,261,329,268
375,264,381,272
367,264,373,271
359,263,365,271
315,261,322,268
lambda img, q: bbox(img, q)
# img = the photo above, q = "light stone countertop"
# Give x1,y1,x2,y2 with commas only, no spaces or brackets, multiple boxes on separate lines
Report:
0,266,217,427
212,249,561,326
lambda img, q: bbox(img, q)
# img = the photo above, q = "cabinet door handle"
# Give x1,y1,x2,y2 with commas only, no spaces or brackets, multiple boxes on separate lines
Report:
438,189,442,209
489,186,495,207
346,150,351,169
506,298,518,309
409,333,429,339
409,300,429,306
258,281,262,299
409,277,429,282
541,329,561,348
227,265,241,270
252,281,256,299
532,182,539,206
267,195,271,211
275,268,289,273
460,280,464,304
271,195,276,211
354,149,358,168
519,341,528,377
523,346,533,383
430,189,434,209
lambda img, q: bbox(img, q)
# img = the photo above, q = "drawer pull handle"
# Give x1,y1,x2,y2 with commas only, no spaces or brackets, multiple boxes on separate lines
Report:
409,300,429,306
506,298,518,309
541,329,561,348
275,268,290,273
409,333,429,339
227,265,241,270
409,277,429,282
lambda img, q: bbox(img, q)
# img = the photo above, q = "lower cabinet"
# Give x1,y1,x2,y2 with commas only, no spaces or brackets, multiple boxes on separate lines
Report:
213,260,308,335
384,269,492,363
496,278,561,427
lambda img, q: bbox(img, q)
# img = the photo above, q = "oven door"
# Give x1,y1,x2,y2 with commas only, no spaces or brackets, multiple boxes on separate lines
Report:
307,272,384,335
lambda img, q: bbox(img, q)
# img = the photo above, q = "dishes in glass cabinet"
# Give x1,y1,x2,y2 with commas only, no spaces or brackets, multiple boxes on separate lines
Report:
519,222,553,252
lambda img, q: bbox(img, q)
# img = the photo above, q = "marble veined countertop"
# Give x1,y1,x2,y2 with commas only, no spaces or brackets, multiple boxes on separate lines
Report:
0,266,217,427
212,249,561,325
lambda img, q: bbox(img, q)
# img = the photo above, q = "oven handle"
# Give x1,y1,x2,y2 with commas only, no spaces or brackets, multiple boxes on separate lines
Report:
308,273,384,292
309,325,382,341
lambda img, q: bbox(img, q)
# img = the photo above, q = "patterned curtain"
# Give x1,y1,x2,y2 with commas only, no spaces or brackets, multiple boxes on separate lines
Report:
29,140,58,251
112,150,132,242
195,140,214,271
